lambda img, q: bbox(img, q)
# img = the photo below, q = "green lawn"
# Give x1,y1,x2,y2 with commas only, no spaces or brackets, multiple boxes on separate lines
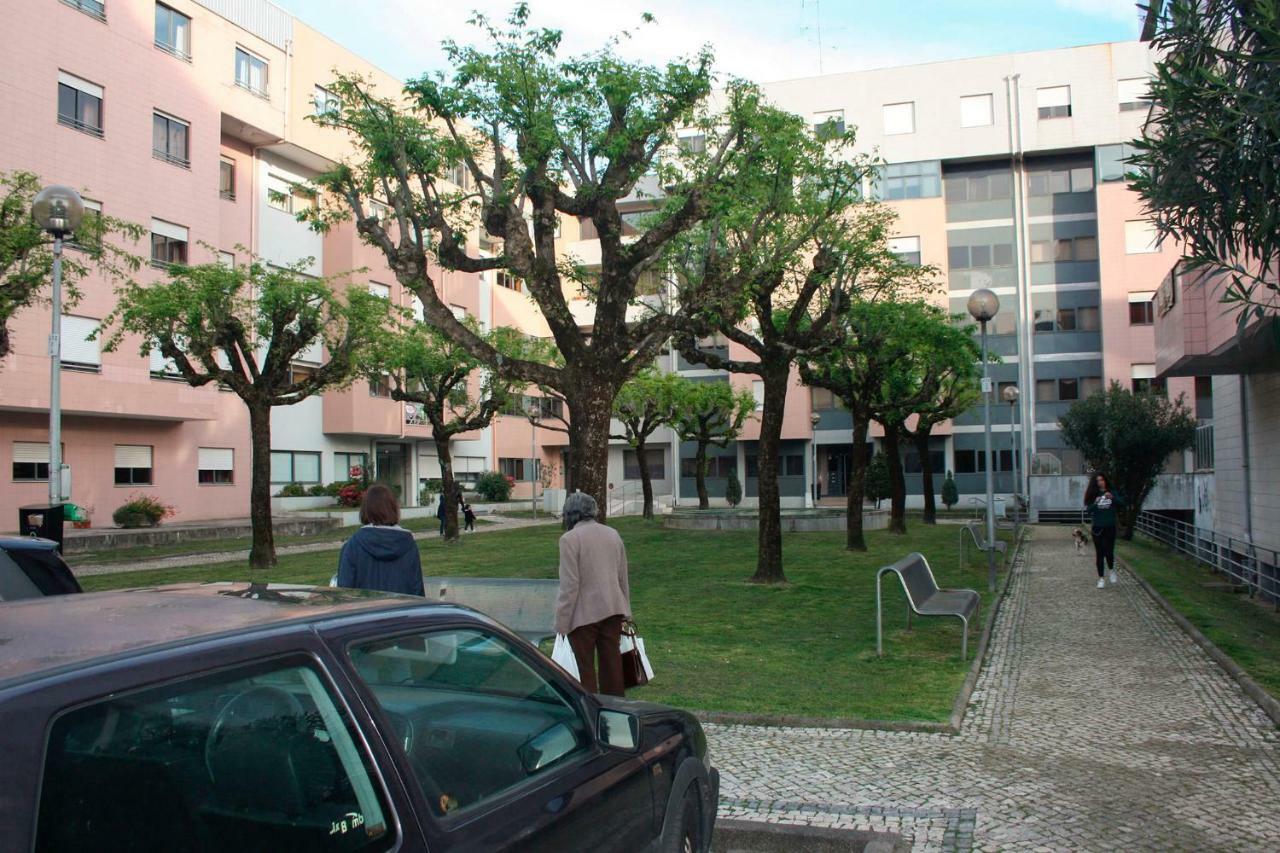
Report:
82,519,1011,722
1120,536,1280,701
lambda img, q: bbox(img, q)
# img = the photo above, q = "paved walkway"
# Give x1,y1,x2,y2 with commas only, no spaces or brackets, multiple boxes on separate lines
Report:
709,526,1280,851
73,514,558,577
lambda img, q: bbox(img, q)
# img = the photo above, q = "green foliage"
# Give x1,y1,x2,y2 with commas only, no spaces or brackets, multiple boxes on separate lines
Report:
669,380,756,448
0,170,143,362
276,483,307,498
613,369,685,445
725,468,743,507
112,494,174,528
1058,382,1197,531
941,471,960,510
1130,0,1280,315
475,471,513,502
865,453,891,507
306,483,331,497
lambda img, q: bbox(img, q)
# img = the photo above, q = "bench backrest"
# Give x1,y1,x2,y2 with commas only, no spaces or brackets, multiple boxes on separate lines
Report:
420,576,559,644
884,552,940,609
963,522,990,548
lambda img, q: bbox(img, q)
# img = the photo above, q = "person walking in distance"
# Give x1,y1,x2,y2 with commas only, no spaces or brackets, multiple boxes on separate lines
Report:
555,491,632,696
1084,472,1124,589
336,484,424,596
461,496,476,532
436,492,447,536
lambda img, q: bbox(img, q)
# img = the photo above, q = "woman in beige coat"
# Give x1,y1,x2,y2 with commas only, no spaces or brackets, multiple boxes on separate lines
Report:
555,491,632,695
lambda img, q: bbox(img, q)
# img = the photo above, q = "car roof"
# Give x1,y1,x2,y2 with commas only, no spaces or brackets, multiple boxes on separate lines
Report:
0,536,60,553
0,583,457,687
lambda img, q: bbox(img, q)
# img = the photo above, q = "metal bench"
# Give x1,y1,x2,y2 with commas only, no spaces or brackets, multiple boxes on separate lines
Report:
959,522,1008,569
420,576,559,646
876,552,981,660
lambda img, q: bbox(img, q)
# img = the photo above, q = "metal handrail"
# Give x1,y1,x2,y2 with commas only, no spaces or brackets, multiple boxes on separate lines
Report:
1134,511,1279,607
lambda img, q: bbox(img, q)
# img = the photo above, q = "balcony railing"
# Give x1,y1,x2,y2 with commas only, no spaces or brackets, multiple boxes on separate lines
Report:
156,40,192,62
62,0,106,22
234,79,270,101
58,114,104,139
153,149,191,169
1134,511,1279,607
1194,421,1215,471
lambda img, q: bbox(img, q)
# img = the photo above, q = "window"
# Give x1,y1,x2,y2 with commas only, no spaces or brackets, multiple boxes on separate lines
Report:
812,110,845,140
313,85,342,119
874,161,942,201
1028,166,1093,195
883,102,915,135
368,199,391,223
114,445,153,485
62,0,106,21
68,198,103,252
1126,292,1155,325
152,111,189,167
60,315,101,371
904,448,946,475
1117,77,1151,112
194,447,234,484
751,380,764,411
154,3,190,60
271,450,321,484
219,157,235,200
13,442,52,481
1036,377,1099,401
351,628,585,817
1030,235,1097,263
810,387,843,410
150,218,188,266
496,270,523,292
624,449,665,480
959,93,994,127
677,131,707,153
889,236,921,266
948,242,1014,270
1080,376,1103,397
499,457,539,480
943,170,1012,202
217,250,235,267
450,303,467,321
680,456,736,478
1039,305,1101,333
335,452,367,482
1037,85,1072,119
234,47,268,98
37,660,393,850
1125,219,1160,254
1097,143,1140,182
1133,376,1167,395
368,375,391,398
57,72,103,137
744,453,804,478
1058,378,1079,401
954,449,985,474
367,282,391,300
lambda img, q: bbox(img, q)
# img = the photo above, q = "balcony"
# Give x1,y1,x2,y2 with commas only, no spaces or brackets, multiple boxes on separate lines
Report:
1154,261,1280,377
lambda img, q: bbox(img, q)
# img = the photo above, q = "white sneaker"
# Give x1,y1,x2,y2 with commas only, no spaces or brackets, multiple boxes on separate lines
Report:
1109,570,1119,584
1097,578,1106,589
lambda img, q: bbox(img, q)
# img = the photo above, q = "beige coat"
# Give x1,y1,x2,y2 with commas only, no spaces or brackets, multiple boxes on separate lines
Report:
555,519,631,634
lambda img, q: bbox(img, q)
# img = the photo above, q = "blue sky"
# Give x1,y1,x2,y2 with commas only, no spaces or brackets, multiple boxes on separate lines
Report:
272,0,1146,83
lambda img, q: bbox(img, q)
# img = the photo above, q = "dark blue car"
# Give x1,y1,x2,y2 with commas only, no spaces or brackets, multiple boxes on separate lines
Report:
0,584,717,852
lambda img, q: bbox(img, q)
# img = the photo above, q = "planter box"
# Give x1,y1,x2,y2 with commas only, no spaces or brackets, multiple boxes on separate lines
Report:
271,496,338,512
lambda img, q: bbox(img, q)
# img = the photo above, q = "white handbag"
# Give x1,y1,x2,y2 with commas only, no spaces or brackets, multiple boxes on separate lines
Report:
551,634,580,680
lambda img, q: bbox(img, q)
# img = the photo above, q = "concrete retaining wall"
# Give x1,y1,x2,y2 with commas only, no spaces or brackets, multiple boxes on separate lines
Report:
664,509,889,532
63,516,340,555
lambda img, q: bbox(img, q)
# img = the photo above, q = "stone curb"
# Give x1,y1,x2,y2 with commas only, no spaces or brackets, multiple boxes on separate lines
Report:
696,526,1030,735
1120,554,1280,729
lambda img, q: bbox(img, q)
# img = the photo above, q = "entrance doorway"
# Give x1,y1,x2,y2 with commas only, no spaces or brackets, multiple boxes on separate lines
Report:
826,446,851,497
374,443,411,504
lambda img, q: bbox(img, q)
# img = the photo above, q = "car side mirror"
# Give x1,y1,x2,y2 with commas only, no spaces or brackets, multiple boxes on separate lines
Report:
598,709,639,751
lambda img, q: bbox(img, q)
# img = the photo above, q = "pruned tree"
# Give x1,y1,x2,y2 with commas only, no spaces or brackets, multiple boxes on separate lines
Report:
1058,381,1197,538
669,105,927,582
670,380,754,510
305,6,781,518
366,315,552,540
612,368,684,519
1,170,143,363
1131,0,1280,320
99,260,385,569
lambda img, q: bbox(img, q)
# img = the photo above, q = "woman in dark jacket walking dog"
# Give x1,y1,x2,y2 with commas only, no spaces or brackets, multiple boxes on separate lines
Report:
1084,472,1124,589
337,484,424,596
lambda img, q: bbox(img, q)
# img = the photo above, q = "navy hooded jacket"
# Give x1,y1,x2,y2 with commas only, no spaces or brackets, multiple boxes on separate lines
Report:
336,526,425,596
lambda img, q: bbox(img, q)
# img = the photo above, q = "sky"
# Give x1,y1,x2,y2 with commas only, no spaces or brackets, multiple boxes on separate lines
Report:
270,0,1147,84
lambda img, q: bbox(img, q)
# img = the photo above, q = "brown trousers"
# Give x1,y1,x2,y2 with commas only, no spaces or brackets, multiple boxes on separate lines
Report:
568,614,625,696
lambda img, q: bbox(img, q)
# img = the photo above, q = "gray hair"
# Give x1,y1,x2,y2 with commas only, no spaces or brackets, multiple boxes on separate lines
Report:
562,490,598,530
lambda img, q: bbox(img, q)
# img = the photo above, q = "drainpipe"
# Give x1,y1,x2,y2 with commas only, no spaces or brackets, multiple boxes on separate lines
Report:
1240,375,1253,540
1005,73,1033,500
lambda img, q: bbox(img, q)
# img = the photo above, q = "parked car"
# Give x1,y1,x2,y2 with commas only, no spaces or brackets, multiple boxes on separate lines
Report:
0,536,81,601
0,583,717,852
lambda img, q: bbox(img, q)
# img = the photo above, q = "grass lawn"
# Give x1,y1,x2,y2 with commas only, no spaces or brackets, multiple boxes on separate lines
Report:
82,519,1011,722
1120,536,1280,701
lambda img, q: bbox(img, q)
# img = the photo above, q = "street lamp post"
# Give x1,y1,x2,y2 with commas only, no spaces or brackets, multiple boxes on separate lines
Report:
810,411,821,508
967,288,1000,592
1002,384,1020,514
529,405,540,519
31,186,85,508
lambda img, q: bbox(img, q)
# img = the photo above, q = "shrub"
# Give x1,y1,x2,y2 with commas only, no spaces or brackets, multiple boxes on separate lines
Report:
475,471,512,502
276,482,307,497
941,471,959,510
725,468,742,507
337,482,366,507
307,483,330,497
112,494,175,528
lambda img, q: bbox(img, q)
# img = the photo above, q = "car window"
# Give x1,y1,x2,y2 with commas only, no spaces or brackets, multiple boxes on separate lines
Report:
36,661,394,853
350,628,589,818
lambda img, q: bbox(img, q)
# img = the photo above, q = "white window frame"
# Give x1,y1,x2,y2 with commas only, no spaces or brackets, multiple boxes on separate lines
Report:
234,46,269,98
959,93,994,128
883,102,915,136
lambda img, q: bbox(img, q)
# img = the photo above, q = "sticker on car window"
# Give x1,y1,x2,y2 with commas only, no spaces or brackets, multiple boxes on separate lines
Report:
330,811,366,836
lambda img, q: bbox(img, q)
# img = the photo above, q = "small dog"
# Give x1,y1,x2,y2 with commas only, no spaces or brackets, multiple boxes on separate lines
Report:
1072,528,1090,553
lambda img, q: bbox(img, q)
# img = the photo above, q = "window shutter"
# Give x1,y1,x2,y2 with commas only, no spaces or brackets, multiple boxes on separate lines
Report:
198,447,234,471
959,94,993,127
1128,291,1156,303
1117,77,1149,105
368,282,390,299
1037,86,1070,108
888,236,921,255
58,71,103,99
114,445,153,467
150,218,188,241
61,316,101,366
883,102,915,135
14,442,50,463
1131,363,1156,380
150,347,176,374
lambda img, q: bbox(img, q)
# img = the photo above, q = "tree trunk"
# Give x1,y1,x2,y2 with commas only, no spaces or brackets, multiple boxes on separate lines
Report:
914,427,937,525
694,440,710,509
845,416,870,551
750,362,790,584
248,403,276,570
566,382,616,521
635,438,655,520
435,433,460,541
883,425,908,534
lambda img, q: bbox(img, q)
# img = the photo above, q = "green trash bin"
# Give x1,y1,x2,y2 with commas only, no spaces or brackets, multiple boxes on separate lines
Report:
63,503,87,523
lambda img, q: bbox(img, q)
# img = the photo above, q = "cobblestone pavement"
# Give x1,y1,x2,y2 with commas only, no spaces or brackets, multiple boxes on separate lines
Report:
72,514,558,577
708,527,1280,851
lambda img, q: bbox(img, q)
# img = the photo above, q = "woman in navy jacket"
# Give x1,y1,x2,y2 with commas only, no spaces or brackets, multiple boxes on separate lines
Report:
336,484,424,596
